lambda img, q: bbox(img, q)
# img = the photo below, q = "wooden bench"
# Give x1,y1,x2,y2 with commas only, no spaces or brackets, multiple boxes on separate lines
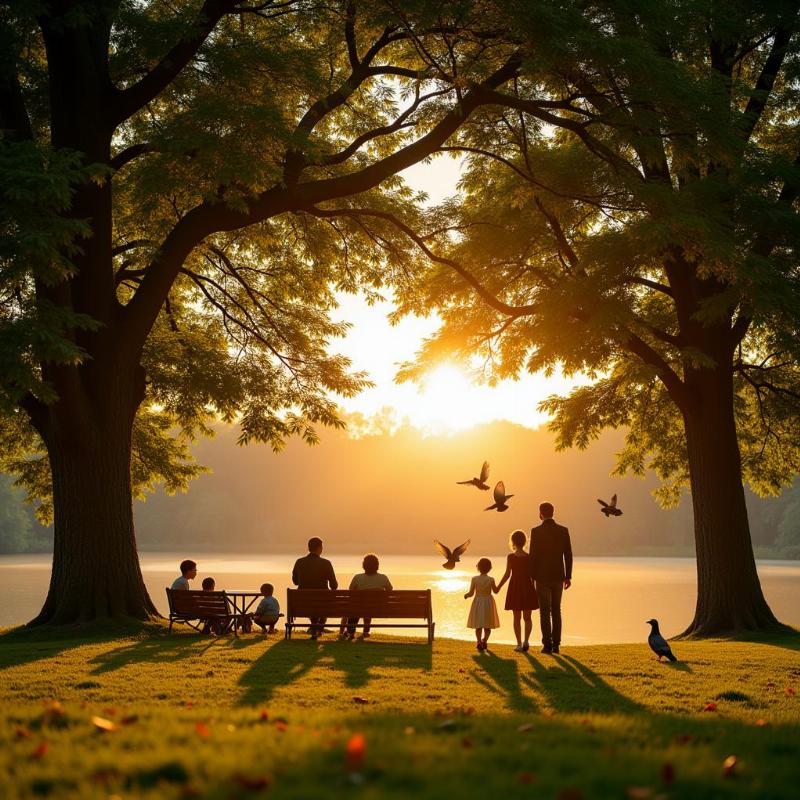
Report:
165,589,238,635
284,589,435,643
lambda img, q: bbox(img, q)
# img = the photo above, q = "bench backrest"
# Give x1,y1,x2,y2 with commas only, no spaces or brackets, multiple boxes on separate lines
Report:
287,589,432,619
166,588,229,618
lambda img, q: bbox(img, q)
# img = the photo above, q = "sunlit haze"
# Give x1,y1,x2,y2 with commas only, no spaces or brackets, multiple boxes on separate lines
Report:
329,154,580,435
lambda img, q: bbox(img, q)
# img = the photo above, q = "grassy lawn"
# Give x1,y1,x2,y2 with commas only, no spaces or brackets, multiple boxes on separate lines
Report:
1,624,798,799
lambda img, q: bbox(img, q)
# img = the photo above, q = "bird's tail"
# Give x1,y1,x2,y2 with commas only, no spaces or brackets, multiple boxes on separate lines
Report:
667,652,677,662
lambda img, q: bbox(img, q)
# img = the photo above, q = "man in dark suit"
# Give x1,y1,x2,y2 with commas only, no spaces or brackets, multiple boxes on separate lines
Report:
292,537,338,638
530,502,572,654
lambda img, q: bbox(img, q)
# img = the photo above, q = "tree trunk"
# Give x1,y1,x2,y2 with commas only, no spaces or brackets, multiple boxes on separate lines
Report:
29,380,158,625
679,368,784,637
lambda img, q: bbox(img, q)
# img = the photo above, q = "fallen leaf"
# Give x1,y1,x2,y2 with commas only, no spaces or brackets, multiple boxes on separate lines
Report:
437,718,457,730
352,696,370,705
31,741,48,760
195,722,210,738
41,701,66,727
557,789,584,800
660,763,675,785
786,687,796,696
91,768,121,785
722,755,738,778
120,715,139,726
703,702,717,712
755,719,768,727
519,772,535,784
15,727,31,739
517,722,534,733
461,737,473,749
259,710,269,722
91,716,117,733
102,707,117,717
234,774,270,792
345,733,366,771
765,682,776,688
273,719,288,732
626,788,653,799
185,701,194,708
674,734,694,745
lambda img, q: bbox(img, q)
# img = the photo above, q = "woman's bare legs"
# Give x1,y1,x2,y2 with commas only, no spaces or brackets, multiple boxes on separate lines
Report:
523,610,532,646
513,609,522,645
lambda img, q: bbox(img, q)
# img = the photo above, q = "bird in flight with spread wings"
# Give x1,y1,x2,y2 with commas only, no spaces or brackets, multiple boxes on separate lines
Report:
456,461,491,491
434,539,471,570
484,481,513,512
598,494,623,517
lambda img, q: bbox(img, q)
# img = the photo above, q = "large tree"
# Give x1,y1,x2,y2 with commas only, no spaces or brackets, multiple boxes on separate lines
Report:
0,0,521,623
326,0,800,636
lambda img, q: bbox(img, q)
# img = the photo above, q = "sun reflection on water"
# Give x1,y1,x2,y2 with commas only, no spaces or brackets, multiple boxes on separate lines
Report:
431,571,470,593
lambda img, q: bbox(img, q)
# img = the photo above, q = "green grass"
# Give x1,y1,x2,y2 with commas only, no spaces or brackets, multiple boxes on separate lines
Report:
1,624,799,799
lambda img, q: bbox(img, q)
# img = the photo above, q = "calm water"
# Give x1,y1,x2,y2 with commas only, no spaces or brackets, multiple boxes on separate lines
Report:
1,553,798,644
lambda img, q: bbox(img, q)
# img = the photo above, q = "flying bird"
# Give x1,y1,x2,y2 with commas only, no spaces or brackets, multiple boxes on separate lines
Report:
484,481,513,512
456,461,491,491
434,539,471,570
646,619,678,661
598,494,623,517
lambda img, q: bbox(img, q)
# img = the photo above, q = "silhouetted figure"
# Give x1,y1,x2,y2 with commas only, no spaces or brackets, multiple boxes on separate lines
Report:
495,529,538,652
646,619,677,661
484,481,513,512
597,494,623,517
464,558,500,650
344,553,393,639
292,537,337,638
434,539,471,570
530,502,572,654
457,461,491,490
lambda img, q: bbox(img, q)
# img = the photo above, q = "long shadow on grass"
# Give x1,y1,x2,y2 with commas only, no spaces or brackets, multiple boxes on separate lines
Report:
238,638,433,706
519,653,644,715
469,650,539,711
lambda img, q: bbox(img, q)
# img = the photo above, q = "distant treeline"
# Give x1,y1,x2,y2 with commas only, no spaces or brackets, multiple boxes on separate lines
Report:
2,422,799,558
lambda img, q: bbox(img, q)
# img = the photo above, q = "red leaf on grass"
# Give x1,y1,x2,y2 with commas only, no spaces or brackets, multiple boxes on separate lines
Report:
660,763,675,785
195,722,210,738
234,774,271,792
352,696,370,705
786,687,796,696
755,719,768,727
519,772,535,785
461,737,473,749
273,718,288,732
703,702,717,712
674,734,694,745
120,715,139,726
30,741,48,760
15,727,31,739
345,733,366,771
259,710,269,721
625,788,653,799
722,755,738,778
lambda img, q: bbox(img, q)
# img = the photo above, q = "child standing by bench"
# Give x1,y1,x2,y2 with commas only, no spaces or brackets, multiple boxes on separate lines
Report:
464,558,500,651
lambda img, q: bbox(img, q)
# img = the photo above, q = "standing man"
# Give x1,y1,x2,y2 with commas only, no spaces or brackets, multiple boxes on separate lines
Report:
292,537,338,639
530,502,572,654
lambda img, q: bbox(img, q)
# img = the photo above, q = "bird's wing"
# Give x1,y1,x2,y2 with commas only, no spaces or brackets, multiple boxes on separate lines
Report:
452,540,471,559
434,540,452,560
494,481,505,503
480,461,490,482
610,493,618,508
649,633,670,653
597,498,609,508
484,504,497,511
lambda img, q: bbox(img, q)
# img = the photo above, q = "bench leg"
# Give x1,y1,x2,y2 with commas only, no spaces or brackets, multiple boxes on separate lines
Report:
169,617,173,634
428,622,435,644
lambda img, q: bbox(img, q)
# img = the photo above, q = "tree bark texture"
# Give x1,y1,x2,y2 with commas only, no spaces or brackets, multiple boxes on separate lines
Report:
679,366,783,637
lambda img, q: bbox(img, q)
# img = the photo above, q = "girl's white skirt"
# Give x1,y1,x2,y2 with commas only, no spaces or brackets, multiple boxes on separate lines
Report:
467,596,500,629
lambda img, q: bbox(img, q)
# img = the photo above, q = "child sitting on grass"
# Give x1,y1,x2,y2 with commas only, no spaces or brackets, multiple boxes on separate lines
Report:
464,558,500,651
253,583,281,633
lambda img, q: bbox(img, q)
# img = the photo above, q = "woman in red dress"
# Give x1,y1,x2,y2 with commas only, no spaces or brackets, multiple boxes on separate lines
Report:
495,529,539,652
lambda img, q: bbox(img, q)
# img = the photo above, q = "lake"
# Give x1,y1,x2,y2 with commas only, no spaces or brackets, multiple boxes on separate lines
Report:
1,553,798,644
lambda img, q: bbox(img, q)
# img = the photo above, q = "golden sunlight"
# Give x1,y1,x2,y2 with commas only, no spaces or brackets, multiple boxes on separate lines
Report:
432,572,471,593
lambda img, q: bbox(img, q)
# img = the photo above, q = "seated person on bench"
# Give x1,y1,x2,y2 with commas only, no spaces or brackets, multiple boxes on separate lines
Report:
292,537,338,639
341,553,393,639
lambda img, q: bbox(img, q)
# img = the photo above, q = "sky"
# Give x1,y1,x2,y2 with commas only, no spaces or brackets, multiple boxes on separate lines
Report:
327,154,580,435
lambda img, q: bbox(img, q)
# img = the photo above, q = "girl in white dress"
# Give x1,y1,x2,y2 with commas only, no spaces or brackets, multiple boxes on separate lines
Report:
464,558,501,650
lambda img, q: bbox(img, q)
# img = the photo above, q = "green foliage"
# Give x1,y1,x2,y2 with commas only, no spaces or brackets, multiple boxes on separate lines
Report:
391,0,800,506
